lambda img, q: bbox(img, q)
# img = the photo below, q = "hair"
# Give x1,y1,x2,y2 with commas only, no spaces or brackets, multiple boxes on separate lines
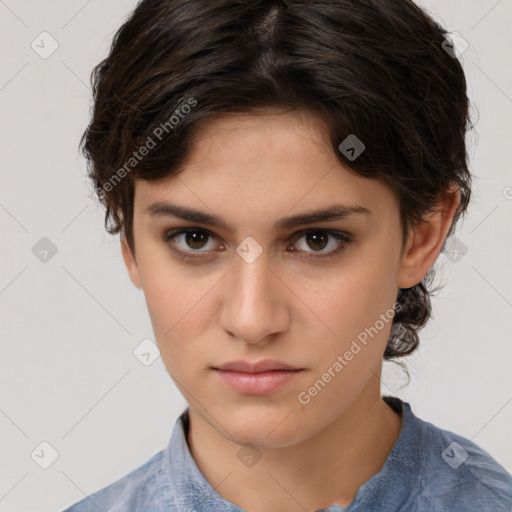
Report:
80,0,472,362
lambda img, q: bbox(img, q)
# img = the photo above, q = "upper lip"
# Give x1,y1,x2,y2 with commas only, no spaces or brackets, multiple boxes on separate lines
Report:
212,359,302,373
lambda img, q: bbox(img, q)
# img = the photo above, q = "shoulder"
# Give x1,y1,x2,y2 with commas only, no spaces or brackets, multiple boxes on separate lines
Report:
60,449,174,512
413,412,512,511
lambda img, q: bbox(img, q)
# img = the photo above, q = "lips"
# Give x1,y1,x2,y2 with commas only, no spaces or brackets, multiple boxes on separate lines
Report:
212,359,303,373
212,360,304,395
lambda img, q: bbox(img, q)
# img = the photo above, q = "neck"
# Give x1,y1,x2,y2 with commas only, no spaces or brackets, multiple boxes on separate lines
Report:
186,382,402,512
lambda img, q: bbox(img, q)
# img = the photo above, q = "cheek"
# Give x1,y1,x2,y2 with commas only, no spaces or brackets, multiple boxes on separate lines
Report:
297,270,396,416
311,254,398,367
139,260,215,371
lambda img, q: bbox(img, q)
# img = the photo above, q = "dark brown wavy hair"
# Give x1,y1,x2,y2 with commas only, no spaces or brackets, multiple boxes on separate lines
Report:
80,0,472,362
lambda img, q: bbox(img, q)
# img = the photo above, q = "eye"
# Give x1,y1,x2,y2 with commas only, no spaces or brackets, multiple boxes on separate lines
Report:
161,228,353,260
289,229,353,259
162,228,220,255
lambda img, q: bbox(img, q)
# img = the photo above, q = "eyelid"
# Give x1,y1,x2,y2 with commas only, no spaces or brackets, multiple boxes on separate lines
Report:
162,227,353,260
161,228,223,253
289,229,353,259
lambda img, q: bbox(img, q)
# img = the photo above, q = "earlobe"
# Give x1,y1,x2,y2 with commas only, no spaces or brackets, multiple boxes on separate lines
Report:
121,235,143,289
397,188,460,289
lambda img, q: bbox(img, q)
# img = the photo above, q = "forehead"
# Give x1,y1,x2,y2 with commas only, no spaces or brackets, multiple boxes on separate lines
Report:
133,110,398,225
175,109,332,180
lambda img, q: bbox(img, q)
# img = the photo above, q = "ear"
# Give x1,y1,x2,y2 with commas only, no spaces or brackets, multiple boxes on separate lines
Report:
397,186,461,289
121,234,143,289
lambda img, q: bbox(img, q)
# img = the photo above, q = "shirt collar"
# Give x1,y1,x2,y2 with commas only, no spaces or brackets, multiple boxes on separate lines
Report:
163,396,422,511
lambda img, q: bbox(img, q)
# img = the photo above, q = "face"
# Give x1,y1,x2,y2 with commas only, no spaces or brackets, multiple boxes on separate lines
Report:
122,110,417,449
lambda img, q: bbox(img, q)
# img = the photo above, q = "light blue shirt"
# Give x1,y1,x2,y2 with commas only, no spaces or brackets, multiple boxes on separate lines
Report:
62,396,512,511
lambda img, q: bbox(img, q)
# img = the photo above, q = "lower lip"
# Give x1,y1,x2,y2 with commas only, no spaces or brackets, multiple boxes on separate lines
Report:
214,369,302,395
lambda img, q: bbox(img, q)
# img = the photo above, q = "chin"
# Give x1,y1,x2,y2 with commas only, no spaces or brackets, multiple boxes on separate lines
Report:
219,407,310,449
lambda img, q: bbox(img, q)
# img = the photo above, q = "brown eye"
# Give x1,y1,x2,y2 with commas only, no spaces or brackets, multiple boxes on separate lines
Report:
291,230,353,258
304,231,329,251
163,228,220,253
183,230,210,250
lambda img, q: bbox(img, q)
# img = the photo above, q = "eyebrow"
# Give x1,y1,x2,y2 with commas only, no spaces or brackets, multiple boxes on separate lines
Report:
143,201,371,232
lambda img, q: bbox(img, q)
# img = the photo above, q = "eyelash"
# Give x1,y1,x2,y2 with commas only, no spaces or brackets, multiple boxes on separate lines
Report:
161,228,354,261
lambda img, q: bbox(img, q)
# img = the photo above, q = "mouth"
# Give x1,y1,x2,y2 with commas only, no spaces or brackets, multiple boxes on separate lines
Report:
212,359,303,373
211,359,304,395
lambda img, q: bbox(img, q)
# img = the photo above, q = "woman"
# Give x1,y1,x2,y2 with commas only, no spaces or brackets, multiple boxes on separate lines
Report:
63,0,512,510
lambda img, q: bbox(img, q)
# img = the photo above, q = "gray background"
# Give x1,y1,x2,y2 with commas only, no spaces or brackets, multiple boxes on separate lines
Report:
0,0,511,510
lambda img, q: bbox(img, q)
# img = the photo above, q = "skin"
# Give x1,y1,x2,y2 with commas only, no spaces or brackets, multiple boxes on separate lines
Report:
121,109,460,512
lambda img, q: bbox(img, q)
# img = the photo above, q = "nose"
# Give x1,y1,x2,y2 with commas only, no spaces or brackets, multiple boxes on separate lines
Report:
219,250,290,344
